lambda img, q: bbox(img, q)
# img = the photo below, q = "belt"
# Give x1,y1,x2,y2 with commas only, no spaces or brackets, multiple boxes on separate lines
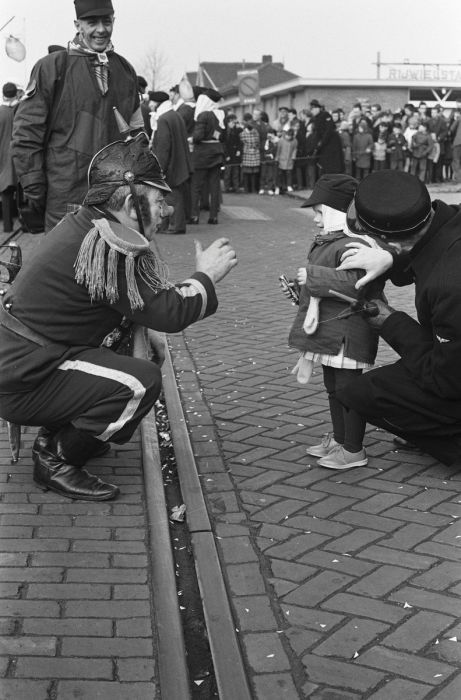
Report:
0,305,51,347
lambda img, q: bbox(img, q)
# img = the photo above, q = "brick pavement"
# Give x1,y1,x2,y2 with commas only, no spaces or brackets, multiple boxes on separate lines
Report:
0,234,160,699
161,191,461,699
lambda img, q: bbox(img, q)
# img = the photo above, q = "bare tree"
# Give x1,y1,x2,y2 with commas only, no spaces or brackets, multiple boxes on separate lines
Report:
136,47,173,91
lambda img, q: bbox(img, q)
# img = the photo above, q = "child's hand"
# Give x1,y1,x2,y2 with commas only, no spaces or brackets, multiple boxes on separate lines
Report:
296,267,307,285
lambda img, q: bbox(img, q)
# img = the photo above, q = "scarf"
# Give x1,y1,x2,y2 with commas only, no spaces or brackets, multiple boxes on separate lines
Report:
149,100,173,142
68,36,114,95
74,217,172,311
194,94,225,129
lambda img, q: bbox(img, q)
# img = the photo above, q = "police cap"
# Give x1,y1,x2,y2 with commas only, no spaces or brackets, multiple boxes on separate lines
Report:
346,170,432,238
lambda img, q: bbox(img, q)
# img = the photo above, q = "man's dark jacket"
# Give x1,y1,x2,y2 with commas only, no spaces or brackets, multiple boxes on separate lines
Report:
153,110,192,187
12,48,140,230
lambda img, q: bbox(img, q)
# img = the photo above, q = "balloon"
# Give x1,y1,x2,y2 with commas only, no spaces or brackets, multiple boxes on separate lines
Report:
5,35,26,62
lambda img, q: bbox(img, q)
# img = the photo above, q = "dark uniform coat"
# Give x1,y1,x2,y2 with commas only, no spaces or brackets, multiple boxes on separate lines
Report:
0,103,17,192
12,47,140,231
311,110,344,174
153,110,192,188
337,200,461,464
0,207,217,443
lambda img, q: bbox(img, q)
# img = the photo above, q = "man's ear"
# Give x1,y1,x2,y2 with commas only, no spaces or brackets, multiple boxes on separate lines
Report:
124,194,138,222
74,19,81,32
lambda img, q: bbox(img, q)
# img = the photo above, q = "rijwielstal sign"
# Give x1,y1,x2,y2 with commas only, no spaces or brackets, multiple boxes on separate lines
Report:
382,63,461,81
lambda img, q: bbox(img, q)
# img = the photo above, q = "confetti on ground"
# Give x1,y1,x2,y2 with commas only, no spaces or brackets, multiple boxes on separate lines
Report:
171,504,186,522
403,602,412,609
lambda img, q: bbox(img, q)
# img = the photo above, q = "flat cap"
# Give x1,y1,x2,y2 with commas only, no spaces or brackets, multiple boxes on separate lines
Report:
148,91,169,104
301,174,358,211
346,171,432,237
74,0,114,18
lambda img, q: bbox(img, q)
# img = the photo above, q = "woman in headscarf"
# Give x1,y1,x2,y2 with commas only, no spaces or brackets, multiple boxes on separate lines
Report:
189,87,225,225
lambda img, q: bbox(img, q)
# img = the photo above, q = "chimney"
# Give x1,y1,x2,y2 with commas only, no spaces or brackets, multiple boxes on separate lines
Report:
262,54,272,64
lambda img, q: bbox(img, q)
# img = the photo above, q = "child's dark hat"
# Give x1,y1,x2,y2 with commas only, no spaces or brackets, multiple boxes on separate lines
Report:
301,174,358,212
74,0,114,18
310,99,322,108
149,91,169,104
346,171,432,237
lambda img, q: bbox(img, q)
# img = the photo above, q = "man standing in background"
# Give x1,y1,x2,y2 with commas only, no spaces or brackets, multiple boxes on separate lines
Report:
12,0,143,231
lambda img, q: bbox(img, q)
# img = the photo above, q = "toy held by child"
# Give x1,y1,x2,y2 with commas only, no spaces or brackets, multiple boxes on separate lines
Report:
288,174,387,470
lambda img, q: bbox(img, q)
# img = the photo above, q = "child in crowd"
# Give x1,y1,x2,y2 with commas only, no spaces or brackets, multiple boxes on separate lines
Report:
387,122,407,171
403,116,419,172
222,113,242,193
372,123,388,171
288,174,386,470
275,128,297,194
410,122,433,183
352,120,373,179
240,113,261,193
259,130,278,195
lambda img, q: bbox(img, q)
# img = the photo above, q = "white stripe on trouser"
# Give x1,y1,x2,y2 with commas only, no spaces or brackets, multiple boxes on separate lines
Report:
58,359,146,441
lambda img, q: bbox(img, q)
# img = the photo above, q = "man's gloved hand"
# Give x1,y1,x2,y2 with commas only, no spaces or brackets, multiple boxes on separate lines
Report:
23,183,46,214
363,298,396,329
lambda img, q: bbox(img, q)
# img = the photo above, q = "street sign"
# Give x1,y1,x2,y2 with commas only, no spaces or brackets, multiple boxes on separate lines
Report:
237,69,260,105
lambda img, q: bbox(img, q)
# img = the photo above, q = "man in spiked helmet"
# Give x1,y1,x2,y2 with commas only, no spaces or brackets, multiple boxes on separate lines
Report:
0,133,237,501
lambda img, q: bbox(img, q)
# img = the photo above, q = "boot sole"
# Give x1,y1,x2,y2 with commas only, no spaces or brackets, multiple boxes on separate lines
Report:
33,478,119,501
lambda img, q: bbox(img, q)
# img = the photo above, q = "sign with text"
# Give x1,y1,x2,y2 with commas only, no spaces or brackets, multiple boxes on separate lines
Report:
237,69,260,105
381,64,461,82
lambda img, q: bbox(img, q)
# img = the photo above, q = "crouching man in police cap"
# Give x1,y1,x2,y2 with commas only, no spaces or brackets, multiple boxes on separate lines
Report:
0,134,237,500
336,170,461,466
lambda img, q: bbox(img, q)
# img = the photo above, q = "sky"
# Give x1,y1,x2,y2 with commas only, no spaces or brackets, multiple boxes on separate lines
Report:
1,0,461,90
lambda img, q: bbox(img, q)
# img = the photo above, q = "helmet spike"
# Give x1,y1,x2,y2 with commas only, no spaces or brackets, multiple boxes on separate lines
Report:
113,107,131,137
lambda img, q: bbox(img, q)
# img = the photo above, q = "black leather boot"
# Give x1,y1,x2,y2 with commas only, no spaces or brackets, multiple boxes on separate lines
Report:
33,426,119,501
33,426,110,464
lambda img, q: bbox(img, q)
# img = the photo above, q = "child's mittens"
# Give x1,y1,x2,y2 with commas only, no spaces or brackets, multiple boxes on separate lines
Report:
291,356,314,384
303,296,320,335
296,267,307,285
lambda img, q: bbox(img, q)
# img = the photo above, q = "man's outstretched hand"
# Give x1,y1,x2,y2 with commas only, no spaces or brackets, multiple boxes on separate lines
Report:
195,238,238,284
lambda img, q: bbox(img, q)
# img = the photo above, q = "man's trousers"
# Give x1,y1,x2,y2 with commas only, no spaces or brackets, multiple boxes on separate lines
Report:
336,360,461,465
0,347,162,444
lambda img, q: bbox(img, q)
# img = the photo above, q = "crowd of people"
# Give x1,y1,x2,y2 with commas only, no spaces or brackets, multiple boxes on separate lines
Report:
220,99,461,195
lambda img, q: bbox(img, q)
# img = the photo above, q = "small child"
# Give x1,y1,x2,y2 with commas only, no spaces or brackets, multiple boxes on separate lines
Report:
387,123,407,171
259,131,279,195
352,121,373,179
275,128,297,194
372,123,388,171
288,174,386,470
222,113,242,193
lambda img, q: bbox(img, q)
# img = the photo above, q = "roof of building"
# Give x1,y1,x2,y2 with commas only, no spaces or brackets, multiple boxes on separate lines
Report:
186,58,299,96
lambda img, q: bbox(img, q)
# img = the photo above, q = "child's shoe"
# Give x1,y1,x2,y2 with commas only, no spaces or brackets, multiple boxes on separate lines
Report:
258,189,265,195
306,433,339,457
268,190,274,196
274,187,280,195
287,186,294,192
317,445,368,470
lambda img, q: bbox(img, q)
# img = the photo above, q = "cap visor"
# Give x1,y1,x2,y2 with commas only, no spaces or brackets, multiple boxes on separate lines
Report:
300,194,322,208
142,180,172,193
